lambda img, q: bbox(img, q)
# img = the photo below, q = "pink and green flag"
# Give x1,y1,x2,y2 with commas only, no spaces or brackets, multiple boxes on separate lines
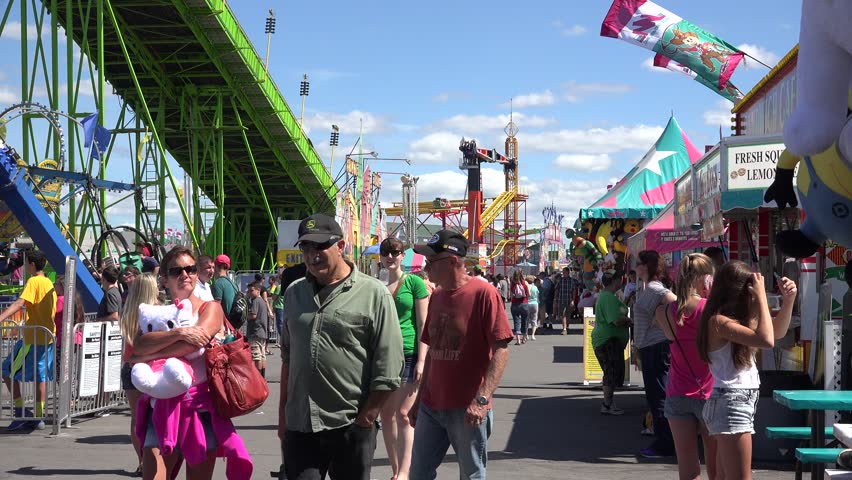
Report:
601,0,744,89
653,53,744,103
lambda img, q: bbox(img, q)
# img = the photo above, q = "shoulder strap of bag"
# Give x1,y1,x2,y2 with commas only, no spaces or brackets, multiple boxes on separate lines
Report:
391,273,408,298
200,299,236,335
663,303,706,397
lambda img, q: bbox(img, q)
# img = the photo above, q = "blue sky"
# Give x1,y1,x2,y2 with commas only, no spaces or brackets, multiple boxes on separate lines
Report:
0,0,802,230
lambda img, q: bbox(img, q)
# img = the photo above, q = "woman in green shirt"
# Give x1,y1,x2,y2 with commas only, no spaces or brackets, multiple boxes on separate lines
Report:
378,237,430,480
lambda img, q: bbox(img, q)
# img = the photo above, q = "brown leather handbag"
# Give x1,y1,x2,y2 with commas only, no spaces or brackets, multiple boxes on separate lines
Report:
204,313,269,419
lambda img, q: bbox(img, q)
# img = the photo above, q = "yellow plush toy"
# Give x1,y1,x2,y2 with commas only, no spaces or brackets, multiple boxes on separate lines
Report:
764,110,852,289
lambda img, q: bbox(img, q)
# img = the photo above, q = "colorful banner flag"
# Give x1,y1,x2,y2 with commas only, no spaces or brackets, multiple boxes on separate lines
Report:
601,0,744,89
653,53,744,103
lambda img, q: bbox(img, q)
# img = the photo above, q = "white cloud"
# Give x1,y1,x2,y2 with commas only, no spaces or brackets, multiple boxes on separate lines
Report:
431,112,556,135
1,22,39,41
521,177,610,227
433,93,450,103
640,56,672,74
703,99,734,126
552,153,613,172
552,21,587,37
0,86,17,104
561,25,588,37
503,90,556,109
406,132,462,165
736,43,780,69
562,81,635,103
301,110,393,136
522,124,663,154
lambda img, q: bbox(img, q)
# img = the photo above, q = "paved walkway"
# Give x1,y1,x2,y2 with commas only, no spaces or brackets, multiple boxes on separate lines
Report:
0,323,795,479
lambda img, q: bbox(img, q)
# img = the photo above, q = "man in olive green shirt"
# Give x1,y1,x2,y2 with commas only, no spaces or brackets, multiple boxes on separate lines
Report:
278,213,403,480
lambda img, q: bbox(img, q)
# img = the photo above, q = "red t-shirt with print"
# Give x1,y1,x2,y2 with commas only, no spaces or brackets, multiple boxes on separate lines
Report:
421,279,513,410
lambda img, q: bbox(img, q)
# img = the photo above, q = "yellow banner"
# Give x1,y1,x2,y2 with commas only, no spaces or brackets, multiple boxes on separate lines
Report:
276,249,304,267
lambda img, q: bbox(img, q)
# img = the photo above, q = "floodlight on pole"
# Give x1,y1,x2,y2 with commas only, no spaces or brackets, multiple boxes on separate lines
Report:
329,124,340,177
299,74,309,129
264,10,275,75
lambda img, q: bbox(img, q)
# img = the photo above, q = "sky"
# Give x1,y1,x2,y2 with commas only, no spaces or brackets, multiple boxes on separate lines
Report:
0,0,803,234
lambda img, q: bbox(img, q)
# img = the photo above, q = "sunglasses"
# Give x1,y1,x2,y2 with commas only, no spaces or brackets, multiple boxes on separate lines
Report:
298,239,338,253
380,250,403,257
167,264,198,277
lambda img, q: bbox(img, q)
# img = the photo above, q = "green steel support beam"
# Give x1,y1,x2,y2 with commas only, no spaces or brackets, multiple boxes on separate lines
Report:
102,0,198,250
231,97,277,239
171,0,335,210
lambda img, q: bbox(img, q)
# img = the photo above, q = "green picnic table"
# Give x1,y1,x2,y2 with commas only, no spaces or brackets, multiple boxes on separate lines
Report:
774,390,852,480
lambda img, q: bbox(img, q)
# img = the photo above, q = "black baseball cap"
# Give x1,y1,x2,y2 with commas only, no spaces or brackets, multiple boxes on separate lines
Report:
414,229,468,257
295,213,344,246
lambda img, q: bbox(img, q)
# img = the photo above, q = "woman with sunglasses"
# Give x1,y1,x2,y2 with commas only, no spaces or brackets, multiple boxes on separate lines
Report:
130,246,252,480
378,238,430,480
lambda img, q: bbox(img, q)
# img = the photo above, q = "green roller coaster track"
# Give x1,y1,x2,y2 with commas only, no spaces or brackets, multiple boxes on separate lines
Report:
0,0,337,270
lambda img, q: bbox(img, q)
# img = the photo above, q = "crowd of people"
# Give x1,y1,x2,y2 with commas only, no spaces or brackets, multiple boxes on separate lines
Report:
590,248,797,480
0,217,805,480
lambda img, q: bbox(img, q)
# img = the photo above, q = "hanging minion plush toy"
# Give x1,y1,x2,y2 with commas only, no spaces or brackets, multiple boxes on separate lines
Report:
566,228,603,290
763,0,852,289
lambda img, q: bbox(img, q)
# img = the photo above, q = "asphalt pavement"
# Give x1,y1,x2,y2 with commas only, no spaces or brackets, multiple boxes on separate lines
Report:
0,321,795,479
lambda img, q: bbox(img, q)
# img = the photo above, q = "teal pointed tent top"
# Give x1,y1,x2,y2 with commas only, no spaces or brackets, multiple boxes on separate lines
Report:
579,116,702,219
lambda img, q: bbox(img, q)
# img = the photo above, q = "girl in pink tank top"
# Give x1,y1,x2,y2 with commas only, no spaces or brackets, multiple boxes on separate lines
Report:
655,253,717,480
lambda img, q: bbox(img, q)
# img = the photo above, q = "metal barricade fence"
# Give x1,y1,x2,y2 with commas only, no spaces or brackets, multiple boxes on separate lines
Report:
0,324,59,432
63,319,127,422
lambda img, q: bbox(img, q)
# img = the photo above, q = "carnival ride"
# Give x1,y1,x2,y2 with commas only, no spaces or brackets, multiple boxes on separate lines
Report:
1,0,335,277
385,115,529,271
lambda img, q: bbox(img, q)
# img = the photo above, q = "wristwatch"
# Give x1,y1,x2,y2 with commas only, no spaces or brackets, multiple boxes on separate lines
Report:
476,395,489,406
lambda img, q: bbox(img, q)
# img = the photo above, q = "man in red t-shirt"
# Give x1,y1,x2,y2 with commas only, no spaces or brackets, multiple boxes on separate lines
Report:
409,230,513,479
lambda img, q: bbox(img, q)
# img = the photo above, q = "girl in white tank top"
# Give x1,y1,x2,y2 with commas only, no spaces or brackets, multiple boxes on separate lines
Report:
696,260,798,480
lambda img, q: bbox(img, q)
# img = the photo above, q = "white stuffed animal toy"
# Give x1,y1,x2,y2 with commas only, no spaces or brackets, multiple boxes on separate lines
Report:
131,299,203,399
782,0,852,170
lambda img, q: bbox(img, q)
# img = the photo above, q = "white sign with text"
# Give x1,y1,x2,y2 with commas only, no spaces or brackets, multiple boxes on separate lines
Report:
726,142,786,190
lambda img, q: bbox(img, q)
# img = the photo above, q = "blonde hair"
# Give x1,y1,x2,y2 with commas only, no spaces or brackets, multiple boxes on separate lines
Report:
120,273,160,344
675,253,715,321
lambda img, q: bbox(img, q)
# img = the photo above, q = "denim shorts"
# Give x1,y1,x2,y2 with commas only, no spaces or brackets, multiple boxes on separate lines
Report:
401,354,416,384
120,362,137,391
702,388,759,435
664,394,706,421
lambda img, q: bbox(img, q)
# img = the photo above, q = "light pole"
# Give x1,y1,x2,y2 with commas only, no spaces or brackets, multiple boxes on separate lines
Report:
299,74,309,129
264,10,275,75
329,124,339,177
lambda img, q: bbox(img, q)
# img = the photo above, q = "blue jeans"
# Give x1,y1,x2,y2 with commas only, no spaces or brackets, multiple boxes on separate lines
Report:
510,303,528,336
410,404,492,480
639,342,675,454
274,308,285,342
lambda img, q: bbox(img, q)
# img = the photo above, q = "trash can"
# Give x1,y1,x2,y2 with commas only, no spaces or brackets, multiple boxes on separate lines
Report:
753,370,815,463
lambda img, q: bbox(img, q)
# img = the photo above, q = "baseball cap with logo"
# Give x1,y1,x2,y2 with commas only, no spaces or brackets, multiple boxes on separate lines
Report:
295,213,344,246
414,229,468,257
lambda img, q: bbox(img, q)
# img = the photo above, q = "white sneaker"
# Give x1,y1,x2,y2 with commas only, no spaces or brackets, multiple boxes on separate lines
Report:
561,329,568,335
600,403,625,415
530,335,536,341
